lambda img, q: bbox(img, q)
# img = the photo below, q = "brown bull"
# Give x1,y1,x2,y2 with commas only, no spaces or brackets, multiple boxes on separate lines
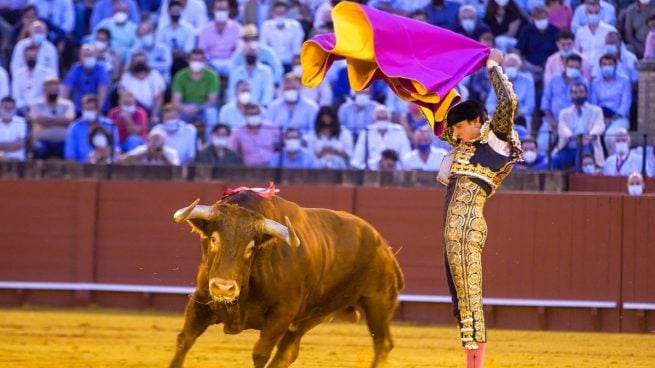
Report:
169,189,404,368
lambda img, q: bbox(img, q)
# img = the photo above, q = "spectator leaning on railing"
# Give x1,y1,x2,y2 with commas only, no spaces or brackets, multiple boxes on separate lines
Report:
0,96,27,161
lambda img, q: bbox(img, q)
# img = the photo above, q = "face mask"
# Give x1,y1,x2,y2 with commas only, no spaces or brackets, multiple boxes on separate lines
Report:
246,40,258,48
212,136,229,148
292,65,302,75
163,120,179,132
83,110,97,121
461,19,475,32
285,138,301,152
32,33,46,45
565,67,580,79
523,150,537,164
614,141,629,155
92,134,109,148
26,59,37,68
417,143,432,153
600,65,615,78
354,94,370,106
535,19,549,31
245,54,257,65
122,105,136,114
141,34,154,47
274,16,286,27
587,14,600,26
214,10,229,22
628,184,644,196
376,120,391,132
639,0,651,5
237,91,251,104
605,44,618,55
560,48,573,58
573,96,587,106
83,57,97,69
504,66,518,79
283,89,299,103
95,40,108,50
582,164,596,174
245,115,262,127
495,0,510,7
0,109,14,120
46,92,58,102
189,61,204,72
113,11,128,24
170,14,181,23
132,62,147,73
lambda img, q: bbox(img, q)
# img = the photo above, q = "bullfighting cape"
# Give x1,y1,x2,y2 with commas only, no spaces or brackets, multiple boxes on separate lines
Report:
300,1,489,136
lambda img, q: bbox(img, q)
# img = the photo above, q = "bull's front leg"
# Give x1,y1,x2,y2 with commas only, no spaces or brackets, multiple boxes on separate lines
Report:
169,293,216,368
252,308,296,368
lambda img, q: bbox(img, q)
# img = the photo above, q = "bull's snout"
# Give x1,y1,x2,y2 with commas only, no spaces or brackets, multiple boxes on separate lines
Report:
209,278,240,302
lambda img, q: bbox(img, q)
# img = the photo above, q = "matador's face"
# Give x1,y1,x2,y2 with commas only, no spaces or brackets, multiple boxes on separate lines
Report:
452,118,482,143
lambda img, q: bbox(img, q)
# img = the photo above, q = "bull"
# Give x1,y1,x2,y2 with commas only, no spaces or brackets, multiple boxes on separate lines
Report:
169,187,404,368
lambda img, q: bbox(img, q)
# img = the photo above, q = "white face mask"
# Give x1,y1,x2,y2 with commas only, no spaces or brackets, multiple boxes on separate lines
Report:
274,16,286,27
92,134,109,148
283,89,299,103
614,141,629,155
189,61,205,72
237,91,252,104
83,110,97,121
495,0,510,6
522,150,537,164
461,19,475,32
245,115,262,127
292,65,303,75
376,120,391,132
163,120,179,132
285,138,301,152
535,19,549,31
32,33,46,45
214,10,229,22
639,0,651,5
94,40,108,50
354,94,370,106
504,66,518,79
582,164,596,174
212,136,229,148
113,11,128,24
82,57,97,69
141,34,155,47
628,184,644,196
121,105,136,114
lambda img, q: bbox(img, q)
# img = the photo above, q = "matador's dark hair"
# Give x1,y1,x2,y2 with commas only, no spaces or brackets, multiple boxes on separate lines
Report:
445,100,488,127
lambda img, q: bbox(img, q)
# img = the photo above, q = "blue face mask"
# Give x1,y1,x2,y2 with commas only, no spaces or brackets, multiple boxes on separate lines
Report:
605,44,618,55
565,67,581,79
600,65,615,78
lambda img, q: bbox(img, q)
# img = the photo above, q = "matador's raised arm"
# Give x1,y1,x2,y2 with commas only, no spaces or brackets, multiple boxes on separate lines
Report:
486,61,518,142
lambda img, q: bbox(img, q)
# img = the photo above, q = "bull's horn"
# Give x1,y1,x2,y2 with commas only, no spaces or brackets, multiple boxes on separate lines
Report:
284,216,301,248
173,199,213,223
261,219,291,245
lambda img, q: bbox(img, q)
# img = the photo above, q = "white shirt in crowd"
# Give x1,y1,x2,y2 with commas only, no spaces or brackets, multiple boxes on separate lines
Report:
574,21,617,66
125,144,180,165
157,0,208,32
0,115,28,161
350,122,412,170
259,17,305,65
11,65,55,109
402,147,448,171
10,38,59,78
119,70,166,110
151,121,198,165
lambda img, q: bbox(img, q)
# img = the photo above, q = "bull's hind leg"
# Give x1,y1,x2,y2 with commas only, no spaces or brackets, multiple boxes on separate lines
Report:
169,296,215,368
361,296,396,368
267,317,328,368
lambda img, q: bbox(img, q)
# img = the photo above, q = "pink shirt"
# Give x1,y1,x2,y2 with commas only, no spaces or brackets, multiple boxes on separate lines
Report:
547,5,573,31
198,20,242,60
645,33,655,58
229,121,280,167
107,106,149,143
543,51,593,86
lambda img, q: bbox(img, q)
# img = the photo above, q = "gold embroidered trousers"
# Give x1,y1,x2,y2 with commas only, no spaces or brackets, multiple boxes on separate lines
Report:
443,176,488,349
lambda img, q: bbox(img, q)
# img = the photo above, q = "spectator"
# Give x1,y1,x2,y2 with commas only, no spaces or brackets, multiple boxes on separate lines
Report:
269,127,320,169
453,4,492,40
64,94,118,163
351,106,412,170
107,90,148,152
266,73,319,135
231,23,284,85
402,126,448,171
484,0,526,52
486,53,536,131
569,0,616,34
90,0,140,31
400,100,430,133
150,104,197,165
546,0,573,31
291,54,333,107
31,0,75,34
0,64,8,100
195,123,243,166
552,82,605,170
598,31,639,83
338,88,380,137
376,148,401,171
226,44,274,107
157,0,209,32
467,32,495,102
62,44,110,114
94,28,123,82
10,20,58,77
423,0,461,30
516,5,560,76
119,51,166,120
229,102,280,167
303,105,354,169
544,30,593,85
581,152,602,174
29,76,75,159
218,79,252,129
120,129,180,165
259,1,305,71
93,1,138,61
626,172,645,195
645,14,655,58
573,1,617,65
198,0,241,77
602,128,646,176
621,0,654,57
0,97,27,161
12,44,55,114
9,6,67,59
515,136,549,170
590,54,632,140
87,125,119,163
156,0,197,58
129,21,172,82
171,48,220,139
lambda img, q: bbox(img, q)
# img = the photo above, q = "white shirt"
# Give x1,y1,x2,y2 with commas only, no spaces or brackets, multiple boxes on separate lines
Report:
0,115,27,161
402,147,448,171
151,122,198,164
350,123,412,169
259,18,305,64
156,19,197,54
0,66,9,100
119,70,166,110
303,128,354,169
124,144,180,165
574,22,617,66
30,0,75,33
10,38,59,78
157,0,208,32
11,65,56,109
602,150,644,176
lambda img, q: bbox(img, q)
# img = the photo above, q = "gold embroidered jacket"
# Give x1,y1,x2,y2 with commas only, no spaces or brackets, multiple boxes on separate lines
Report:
439,64,522,196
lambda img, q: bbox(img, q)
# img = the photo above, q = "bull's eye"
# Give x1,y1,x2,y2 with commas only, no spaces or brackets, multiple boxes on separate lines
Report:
244,240,255,259
210,233,220,252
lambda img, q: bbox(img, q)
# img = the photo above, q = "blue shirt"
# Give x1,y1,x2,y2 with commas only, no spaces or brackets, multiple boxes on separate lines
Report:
227,63,274,107
516,24,559,67
486,72,535,118
64,117,118,162
589,74,632,118
269,148,320,169
218,102,246,129
265,97,319,135
90,0,140,30
63,62,110,113
337,100,379,137
231,44,284,85
424,2,461,31
540,75,587,118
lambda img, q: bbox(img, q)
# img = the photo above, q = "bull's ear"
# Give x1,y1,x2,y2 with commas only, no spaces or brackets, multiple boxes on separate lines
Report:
187,219,210,239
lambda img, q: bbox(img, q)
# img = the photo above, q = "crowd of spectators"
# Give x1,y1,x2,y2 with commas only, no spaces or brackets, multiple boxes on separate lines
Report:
0,0,653,179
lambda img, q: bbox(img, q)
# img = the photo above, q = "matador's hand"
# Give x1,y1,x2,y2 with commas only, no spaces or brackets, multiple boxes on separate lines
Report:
487,48,503,65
